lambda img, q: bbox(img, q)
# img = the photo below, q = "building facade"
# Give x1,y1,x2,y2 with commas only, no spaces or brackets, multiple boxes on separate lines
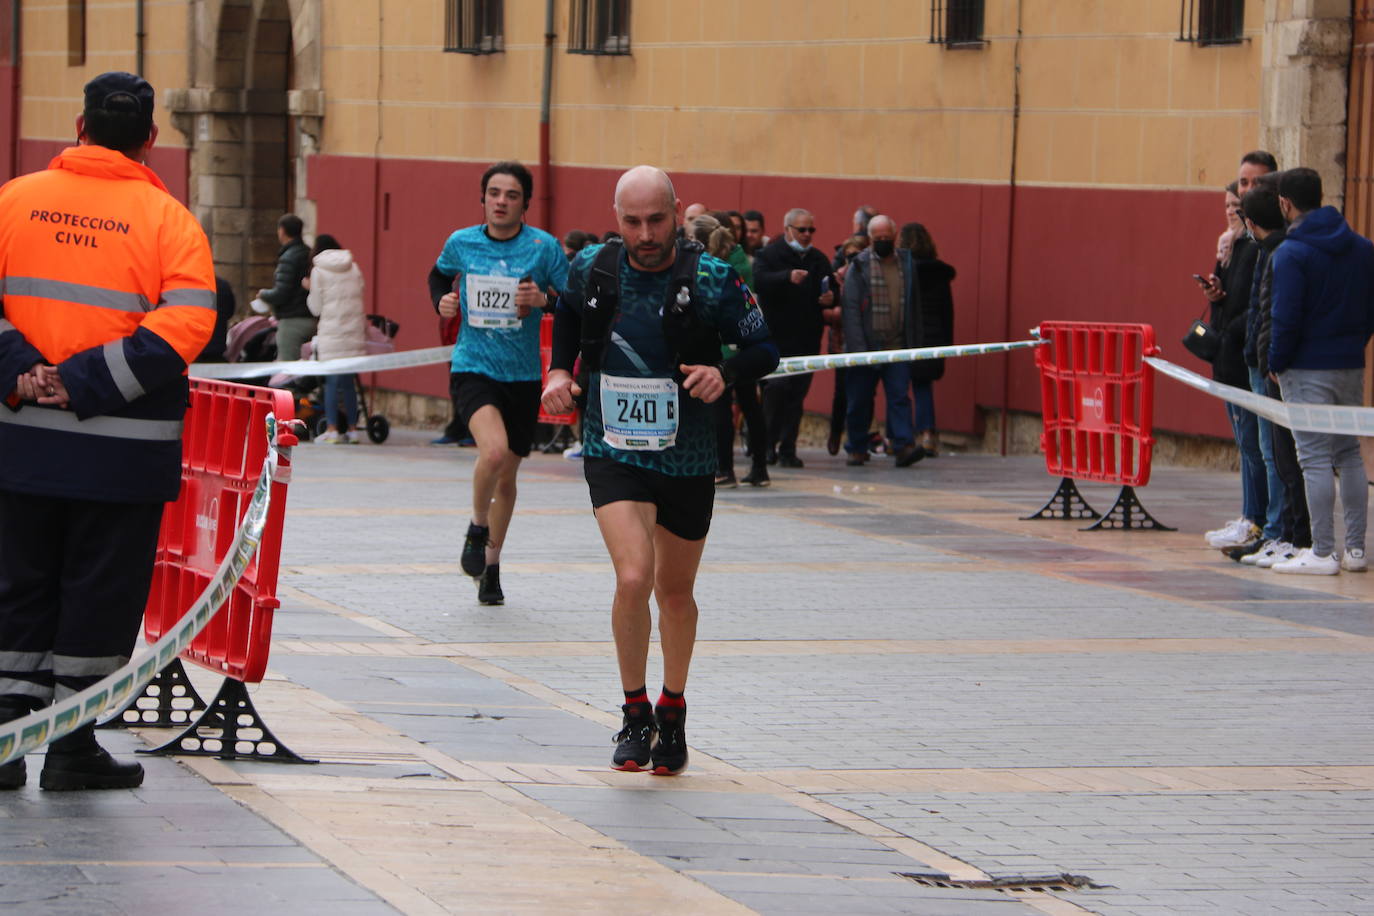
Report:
0,0,1363,442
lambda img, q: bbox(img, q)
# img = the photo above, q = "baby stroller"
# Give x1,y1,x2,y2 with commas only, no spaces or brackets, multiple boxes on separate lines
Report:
298,314,399,444
223,313,399,443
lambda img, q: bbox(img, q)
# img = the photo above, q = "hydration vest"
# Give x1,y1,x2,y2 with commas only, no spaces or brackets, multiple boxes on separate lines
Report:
579,237,724,384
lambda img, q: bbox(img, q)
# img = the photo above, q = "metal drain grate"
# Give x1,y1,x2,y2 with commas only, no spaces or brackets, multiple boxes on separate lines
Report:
900,872,1105,894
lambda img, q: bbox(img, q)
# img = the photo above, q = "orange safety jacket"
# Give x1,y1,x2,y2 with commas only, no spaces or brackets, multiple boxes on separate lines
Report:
0,145,215,503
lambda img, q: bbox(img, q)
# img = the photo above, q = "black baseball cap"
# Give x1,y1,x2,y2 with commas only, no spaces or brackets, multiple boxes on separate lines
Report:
83,71,154,122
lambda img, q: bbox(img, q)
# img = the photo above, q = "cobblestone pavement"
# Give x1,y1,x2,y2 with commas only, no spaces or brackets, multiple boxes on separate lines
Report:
5,427,1373,915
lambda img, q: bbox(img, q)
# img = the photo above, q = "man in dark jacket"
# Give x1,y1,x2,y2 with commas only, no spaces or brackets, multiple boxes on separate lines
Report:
752,208,834,467
256,213,314,360
1267,167,1374,575
840,216,924,467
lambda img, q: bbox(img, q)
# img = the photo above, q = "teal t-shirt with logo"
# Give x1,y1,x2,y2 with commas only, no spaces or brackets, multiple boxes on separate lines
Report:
434,223,570,382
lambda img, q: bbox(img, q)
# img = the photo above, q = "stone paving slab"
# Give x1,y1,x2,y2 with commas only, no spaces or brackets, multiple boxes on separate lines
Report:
10,432,1374,915
819,790,1374,916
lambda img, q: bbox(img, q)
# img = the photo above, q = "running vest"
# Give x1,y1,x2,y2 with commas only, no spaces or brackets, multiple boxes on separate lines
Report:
578,238,726,386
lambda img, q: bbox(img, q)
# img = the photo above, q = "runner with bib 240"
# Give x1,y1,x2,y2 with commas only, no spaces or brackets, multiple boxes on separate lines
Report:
429,161,569,605
542,166,778,775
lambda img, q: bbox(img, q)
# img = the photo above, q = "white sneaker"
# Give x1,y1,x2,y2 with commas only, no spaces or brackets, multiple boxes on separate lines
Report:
1272,547,1340,576
1209,519,1261,549
1241,539,1283,566
1255,541,1296,569
1342,548,1367,573
1204,517,1247,546
343,430,361,444
563,441,583,460
315,430,343,444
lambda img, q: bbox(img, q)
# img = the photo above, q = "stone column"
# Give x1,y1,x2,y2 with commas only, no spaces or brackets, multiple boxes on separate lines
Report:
1262,0,1353,208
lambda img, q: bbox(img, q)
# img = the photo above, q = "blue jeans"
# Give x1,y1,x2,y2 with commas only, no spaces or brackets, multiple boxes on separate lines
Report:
1225,399,1266,529
912,378,936,433
1249,367,1284,540
846,363,914,454
324,373,359,430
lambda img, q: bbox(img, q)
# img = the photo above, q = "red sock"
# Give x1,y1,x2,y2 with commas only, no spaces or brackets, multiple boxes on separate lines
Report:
623,686,649,707
656,686,685,708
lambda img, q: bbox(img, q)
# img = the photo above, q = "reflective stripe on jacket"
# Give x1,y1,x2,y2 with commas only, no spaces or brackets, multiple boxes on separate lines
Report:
0,145,215,502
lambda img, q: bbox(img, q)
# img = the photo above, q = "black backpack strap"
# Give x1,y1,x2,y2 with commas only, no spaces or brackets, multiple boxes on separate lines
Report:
580,239,624,375
661,239,722,373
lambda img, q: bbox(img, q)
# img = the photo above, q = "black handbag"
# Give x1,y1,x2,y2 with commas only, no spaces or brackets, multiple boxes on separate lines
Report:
1182,308,1221,363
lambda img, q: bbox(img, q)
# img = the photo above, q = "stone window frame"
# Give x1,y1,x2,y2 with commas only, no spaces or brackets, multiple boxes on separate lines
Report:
567,0,631,56
445,0,505,55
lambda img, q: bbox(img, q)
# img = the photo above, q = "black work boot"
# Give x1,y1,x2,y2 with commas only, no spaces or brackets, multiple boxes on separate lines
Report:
40,723,144,791
0,702,28,789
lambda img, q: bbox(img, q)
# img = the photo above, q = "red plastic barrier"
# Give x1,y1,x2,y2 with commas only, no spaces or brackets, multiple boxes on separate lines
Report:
142,379,295,684
1036,321,1159,487
537,313,578,426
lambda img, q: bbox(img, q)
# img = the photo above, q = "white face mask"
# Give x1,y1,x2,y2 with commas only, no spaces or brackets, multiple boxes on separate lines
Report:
788,238,809,253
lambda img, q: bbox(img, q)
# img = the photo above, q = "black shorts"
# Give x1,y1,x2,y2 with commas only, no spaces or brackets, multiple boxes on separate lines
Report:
451,373,542,458
583,457,714,541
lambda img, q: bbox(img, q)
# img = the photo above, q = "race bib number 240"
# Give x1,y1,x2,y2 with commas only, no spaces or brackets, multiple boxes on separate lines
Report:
600,375,678,451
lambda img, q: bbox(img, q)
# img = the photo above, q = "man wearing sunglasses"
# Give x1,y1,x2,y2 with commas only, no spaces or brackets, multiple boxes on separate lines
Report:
752,208,835,468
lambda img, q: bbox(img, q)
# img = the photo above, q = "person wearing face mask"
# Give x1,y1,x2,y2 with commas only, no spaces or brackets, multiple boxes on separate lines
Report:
751,208,835,467
840,215,924,467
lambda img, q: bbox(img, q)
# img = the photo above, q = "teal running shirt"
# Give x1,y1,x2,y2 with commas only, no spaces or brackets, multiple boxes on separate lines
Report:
434,224,570,382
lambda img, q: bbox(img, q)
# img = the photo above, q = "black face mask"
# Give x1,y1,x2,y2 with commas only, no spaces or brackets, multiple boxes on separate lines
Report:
872,239,895,258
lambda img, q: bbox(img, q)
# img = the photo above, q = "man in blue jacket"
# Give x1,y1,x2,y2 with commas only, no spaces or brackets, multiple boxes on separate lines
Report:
1267,167,1374,575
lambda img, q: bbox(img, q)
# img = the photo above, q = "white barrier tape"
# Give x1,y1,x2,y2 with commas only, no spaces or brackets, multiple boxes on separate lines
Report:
193,338,1047,383
766,339,1047,378
0,415,282,766
191,346,452,380
1146,357,1374,437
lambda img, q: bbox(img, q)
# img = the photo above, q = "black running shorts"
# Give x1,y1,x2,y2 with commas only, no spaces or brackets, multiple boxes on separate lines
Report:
583,456,714,541
451,373,542,458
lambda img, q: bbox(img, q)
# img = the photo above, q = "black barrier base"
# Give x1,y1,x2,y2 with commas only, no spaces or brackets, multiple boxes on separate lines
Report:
138,678,316,764
1081,485,1176,532
98,658,209,730
1022,477,1100,521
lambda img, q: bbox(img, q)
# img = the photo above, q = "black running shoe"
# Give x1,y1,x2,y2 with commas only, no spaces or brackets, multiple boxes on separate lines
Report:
740,466,770,487
461,522,489,577
611,703,656,771
477,563,504,605
651,704,688,776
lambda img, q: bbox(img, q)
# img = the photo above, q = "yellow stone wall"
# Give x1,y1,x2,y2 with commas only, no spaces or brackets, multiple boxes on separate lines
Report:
17,0,1264,191
318,0,1263,191
18,0,190,147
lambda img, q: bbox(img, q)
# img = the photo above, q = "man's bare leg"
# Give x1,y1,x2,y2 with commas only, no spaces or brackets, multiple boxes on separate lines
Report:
653,527,706,694
594,500,659,691
466,405,514,531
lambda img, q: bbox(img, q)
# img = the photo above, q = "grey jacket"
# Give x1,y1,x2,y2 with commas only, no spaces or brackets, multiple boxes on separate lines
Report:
841,247,923,353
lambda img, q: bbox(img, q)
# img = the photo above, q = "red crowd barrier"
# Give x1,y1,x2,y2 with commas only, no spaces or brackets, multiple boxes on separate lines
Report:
1036,321,1159,487
142,378,295,684
537,313,578,426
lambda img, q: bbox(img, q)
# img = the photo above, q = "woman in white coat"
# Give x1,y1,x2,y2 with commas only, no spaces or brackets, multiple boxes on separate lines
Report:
306,234,368,443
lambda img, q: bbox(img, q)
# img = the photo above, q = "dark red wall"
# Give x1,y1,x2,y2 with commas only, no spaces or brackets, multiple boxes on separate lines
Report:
18,138,190,205
309,153,1231,438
